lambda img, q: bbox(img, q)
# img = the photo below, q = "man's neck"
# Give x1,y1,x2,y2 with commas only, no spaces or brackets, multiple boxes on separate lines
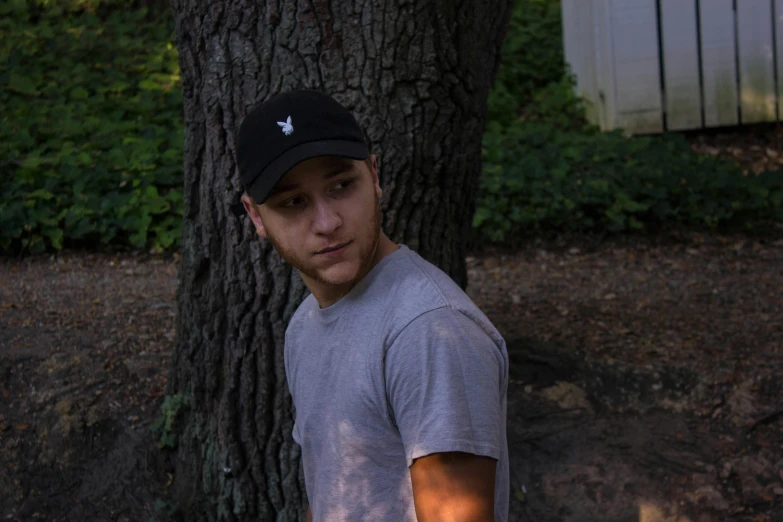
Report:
308,234,399,309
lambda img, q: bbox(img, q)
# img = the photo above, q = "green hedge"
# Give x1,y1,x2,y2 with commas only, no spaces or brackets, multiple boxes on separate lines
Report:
476,116,783,242
472,0,782,244
0,0,183,253
486,0,566,127
1,0,781,254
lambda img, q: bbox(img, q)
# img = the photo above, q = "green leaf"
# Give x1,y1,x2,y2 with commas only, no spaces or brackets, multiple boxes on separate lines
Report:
25,189,55,201
76,152,92,165
7,73,40,95
138,79,160,90
70,87,90,100
42,227,64,250
19,156,57,169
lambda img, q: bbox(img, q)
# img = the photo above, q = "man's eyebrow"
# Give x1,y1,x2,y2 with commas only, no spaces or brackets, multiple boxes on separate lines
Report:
268,161,355,198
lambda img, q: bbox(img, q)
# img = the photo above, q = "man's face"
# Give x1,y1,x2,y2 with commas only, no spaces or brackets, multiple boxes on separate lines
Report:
242,155,383,294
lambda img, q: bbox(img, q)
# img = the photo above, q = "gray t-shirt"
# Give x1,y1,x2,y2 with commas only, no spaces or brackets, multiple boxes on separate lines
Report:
284,245,509,521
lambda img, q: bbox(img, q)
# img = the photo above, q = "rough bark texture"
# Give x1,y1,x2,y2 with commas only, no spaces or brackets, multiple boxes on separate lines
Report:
168,0,512,520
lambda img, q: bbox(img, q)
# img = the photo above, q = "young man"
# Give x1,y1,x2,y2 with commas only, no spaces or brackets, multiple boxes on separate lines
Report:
235,90,509,522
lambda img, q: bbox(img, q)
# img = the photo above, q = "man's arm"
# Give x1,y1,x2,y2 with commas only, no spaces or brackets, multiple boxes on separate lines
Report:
409,451,496,522
306,506,312,522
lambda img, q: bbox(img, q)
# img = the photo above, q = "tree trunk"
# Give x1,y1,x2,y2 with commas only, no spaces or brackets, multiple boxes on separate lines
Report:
167,0,512,520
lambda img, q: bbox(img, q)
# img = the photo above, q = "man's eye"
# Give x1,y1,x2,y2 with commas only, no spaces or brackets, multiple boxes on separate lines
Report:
331,179,354,192
282,197,303,208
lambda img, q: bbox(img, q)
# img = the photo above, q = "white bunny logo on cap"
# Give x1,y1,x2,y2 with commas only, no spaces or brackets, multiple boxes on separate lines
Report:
277,116,294,135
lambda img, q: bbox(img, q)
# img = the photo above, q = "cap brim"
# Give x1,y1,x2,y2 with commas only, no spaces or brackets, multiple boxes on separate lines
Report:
233,139,368,216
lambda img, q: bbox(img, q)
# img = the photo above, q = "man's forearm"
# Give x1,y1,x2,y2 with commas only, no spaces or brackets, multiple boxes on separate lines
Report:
306,506,312,522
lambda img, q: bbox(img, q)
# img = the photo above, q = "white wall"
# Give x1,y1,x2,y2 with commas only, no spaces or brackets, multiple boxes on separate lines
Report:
562,0,781,133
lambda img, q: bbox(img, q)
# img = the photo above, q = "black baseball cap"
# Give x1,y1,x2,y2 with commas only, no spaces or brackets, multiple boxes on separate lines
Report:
232,90,368,215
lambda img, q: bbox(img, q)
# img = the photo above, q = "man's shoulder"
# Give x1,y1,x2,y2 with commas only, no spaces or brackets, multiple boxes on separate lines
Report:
405,251,507,345
375,250,505,345
385,249,476,315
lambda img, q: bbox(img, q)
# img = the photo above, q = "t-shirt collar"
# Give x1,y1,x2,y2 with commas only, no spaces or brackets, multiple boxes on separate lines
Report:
314,244,409,323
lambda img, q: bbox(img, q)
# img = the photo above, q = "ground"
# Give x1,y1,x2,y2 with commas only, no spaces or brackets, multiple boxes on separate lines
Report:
2,229,781,522
470,231,783,522
1,129,783,521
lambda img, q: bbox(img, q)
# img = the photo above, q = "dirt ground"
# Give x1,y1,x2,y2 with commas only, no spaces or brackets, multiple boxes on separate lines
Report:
1,228,781,522
470,231,783,522
0,254,176,521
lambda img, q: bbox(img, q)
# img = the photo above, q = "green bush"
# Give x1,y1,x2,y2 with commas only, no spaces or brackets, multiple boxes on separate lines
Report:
0,0,183,253
475,119,783,243
1,0,780,254
487,0,565,126
475,0,782,245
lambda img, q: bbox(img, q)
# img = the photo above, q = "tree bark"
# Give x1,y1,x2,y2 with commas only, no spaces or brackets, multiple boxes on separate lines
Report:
167,0,512,520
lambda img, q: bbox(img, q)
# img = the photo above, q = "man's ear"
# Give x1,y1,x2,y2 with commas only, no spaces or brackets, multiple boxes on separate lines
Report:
241,194,268,239
368,154,382,200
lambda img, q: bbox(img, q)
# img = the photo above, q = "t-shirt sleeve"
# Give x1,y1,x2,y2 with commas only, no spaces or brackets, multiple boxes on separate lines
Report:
384,306,505,468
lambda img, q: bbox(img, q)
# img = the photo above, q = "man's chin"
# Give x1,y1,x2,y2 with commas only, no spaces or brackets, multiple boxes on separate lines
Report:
313,265,361,287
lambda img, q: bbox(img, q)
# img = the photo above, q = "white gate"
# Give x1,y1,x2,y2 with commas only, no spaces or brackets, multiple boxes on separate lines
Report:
561,0,782,133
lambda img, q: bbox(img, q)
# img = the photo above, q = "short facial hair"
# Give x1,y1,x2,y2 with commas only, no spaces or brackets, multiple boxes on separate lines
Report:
265,189,382,290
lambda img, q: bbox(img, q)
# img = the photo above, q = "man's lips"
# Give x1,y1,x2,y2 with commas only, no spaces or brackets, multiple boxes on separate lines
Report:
315,241,351,255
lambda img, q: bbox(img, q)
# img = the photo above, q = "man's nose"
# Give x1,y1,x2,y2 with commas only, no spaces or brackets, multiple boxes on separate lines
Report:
311,198,342,234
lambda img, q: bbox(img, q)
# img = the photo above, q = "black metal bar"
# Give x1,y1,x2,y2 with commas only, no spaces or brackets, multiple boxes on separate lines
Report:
772,0,780,121
655,0,668,131
695,0,706,128
733,0,742,124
